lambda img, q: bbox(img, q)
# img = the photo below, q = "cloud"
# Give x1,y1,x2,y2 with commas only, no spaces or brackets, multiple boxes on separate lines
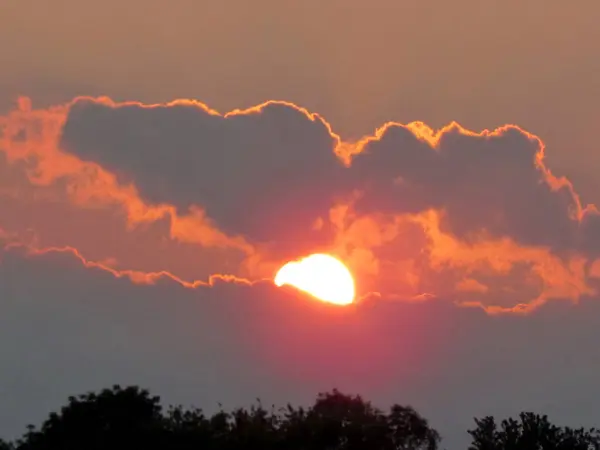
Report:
2,95,600,313
60,98,347,257
346,122,585,250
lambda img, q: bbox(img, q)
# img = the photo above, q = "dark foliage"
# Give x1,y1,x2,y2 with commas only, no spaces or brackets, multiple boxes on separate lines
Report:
2,385,598,450
16,385,163,450
0,439,14,450
468,412,600,450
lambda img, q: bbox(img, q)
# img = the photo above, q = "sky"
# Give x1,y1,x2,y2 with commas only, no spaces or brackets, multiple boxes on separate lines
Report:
1,0,600,448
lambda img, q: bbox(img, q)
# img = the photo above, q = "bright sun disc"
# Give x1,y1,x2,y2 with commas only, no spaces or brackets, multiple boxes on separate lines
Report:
274,253,355,305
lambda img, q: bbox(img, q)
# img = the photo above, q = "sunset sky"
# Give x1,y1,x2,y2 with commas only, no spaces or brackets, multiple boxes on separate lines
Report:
2,1,600,448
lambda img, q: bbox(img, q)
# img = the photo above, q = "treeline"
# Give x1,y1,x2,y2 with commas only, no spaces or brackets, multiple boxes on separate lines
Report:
0,385,598,450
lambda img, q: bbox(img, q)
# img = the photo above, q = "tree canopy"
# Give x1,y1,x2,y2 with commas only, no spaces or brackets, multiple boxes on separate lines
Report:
2,385,598,450
468,413,600,450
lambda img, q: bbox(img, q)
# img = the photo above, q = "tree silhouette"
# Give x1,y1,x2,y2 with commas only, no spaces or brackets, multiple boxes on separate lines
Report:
7,385,441,450
281,389,440,450
163,404,215,449
9,384,600,450
468,412,600,450
0,439,14,450
16,385,164,450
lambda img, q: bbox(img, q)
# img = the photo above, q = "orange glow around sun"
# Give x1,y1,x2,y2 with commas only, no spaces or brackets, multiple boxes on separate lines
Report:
274,254,356,305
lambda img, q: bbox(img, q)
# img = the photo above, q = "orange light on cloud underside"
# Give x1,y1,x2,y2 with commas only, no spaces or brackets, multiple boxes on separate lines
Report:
274,253,356,305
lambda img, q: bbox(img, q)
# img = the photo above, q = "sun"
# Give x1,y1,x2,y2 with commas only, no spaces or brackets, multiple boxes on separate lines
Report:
274,253,356,305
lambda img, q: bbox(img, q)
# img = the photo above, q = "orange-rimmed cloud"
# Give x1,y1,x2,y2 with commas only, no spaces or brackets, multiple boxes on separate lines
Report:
1,95,599,314
3,241,258,290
